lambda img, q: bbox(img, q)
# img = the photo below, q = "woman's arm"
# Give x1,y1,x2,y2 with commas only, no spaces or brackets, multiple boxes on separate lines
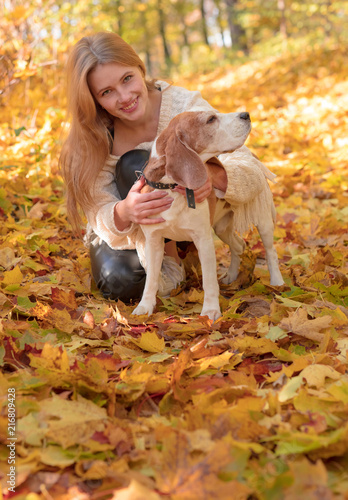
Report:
207,161,227,192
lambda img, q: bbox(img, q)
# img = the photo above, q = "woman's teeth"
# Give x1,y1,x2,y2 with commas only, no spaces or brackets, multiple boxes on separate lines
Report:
123,99,137,111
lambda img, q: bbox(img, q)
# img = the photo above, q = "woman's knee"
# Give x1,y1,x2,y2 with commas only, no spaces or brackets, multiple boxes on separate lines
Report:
90,243,146,302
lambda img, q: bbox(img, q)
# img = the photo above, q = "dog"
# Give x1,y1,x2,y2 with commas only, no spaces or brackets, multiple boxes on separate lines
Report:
132,110,284,321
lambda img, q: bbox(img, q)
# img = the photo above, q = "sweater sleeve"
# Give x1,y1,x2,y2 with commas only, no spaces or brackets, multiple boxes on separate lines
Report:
217,146,276,205
85,157,140,250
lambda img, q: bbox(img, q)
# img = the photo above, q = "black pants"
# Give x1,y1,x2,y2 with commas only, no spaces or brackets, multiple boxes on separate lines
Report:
90,150,149,302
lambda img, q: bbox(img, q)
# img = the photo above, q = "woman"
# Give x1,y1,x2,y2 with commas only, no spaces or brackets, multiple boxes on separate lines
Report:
59,31,268,302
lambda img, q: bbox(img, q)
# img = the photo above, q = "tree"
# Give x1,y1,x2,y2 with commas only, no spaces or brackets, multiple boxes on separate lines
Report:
157,0,172,69
200,0,210,47
214,0,228,48
224,0,248,54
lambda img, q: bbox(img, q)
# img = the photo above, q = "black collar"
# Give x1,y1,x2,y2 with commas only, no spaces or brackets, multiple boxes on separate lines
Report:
143,176,178,190
143,174,196,209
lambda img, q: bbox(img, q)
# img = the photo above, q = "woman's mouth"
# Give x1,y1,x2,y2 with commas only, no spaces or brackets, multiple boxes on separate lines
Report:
121,97,138,113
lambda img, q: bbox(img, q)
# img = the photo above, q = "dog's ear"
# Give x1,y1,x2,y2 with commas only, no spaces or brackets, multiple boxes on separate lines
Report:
164,127,208,190
143,155,166,183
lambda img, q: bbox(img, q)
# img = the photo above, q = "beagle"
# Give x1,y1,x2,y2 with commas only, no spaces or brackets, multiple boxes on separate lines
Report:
132,110,284,321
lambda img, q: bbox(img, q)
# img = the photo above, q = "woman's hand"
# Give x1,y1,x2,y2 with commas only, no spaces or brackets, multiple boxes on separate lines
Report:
207,162,227,192
173,176,213,203
114,176,173,230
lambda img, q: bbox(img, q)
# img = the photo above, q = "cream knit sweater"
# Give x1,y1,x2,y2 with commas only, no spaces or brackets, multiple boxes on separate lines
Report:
86,81,276,252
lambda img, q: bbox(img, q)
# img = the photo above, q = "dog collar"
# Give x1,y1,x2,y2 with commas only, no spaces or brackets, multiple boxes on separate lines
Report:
144,177,178,190
143,175,196,209
185,188,196,209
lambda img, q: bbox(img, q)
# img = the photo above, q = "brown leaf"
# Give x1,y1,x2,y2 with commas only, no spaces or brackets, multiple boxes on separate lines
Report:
279,309,332,343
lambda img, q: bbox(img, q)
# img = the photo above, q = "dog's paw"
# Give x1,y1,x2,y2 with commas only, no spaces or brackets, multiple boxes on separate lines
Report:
201,307,222,322
132,303,154,316
270,276,285,287
220,269,239,285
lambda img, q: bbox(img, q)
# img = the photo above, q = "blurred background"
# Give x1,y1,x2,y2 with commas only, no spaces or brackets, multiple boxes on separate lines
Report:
2,0,348,106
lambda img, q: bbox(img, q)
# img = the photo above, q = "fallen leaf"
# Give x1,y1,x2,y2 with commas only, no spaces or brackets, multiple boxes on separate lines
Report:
130,329,165,352
301,364,341,388
112,480,160,500
279,308,332,343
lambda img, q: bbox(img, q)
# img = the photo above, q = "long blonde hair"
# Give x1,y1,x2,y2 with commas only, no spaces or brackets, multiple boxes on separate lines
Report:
59,31,156,234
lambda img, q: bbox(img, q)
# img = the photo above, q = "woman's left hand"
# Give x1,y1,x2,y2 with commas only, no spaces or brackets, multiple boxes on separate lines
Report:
173,176,212,203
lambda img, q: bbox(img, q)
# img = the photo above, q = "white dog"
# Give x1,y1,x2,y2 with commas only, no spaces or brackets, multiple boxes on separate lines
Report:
132,110,284,321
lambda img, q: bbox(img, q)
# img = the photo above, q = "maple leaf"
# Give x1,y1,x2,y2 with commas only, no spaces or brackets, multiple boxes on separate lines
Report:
279,308,332,343
130,330,165,353
154,429,251,499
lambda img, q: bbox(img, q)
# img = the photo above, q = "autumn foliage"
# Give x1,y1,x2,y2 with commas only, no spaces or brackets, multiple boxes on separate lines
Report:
1,41,348,499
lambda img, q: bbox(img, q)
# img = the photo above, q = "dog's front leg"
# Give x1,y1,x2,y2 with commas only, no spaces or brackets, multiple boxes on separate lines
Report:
256,219,284,286
195,235,221,322
132,235,164,316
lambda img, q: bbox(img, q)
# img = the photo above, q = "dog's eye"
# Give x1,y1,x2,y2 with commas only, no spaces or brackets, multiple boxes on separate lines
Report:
206,115,217,124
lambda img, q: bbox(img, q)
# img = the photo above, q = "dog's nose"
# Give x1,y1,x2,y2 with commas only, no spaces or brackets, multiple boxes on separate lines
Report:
239,112,250,121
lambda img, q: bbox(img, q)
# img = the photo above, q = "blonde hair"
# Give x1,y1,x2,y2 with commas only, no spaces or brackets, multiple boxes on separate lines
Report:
59,31,156,234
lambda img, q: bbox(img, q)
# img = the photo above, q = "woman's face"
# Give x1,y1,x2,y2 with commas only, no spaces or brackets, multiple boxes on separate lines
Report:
88,63,149,122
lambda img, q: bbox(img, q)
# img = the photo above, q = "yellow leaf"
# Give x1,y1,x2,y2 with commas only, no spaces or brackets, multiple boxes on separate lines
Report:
0,291,10,306
279,308,332,343
278,375,304,402
27,202,48,219
75,460,108,480
0,247,16,269
34,303,80,334
336,338,348,363
283,356,311,377
285,457,331,498
30,343,70,373
2,265,23,286
131,330,165,353
48,308,80,334
186,429,215,453
301,364,341,389
189,351,233,376
113,480,160,500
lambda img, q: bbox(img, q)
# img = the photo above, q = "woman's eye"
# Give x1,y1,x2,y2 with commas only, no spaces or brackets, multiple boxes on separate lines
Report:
207,115,217,124
102,89,111,96
124,75,132,83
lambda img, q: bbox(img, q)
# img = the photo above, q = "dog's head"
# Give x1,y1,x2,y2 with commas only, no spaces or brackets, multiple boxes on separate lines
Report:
144,110,251,190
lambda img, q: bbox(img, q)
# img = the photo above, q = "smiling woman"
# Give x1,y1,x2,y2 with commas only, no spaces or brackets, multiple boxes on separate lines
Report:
58,31,270,304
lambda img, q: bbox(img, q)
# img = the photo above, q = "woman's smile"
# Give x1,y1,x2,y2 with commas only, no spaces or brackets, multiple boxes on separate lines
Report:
120,97,139,113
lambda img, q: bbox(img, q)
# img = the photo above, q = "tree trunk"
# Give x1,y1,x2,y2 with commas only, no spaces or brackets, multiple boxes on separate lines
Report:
200,0,210,47
140,6,153,75
157,0,172,68
224,0,248,54
214,0,227,48
115,0,124,37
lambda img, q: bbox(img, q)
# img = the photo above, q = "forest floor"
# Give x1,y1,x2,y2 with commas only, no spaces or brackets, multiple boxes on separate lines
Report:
1,42,348,499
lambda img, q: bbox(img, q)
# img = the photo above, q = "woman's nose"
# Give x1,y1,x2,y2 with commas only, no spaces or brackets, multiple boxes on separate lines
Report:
117,91,132,105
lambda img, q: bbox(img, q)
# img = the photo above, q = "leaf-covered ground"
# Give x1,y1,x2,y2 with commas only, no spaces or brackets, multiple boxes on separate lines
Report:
1,43,348,499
